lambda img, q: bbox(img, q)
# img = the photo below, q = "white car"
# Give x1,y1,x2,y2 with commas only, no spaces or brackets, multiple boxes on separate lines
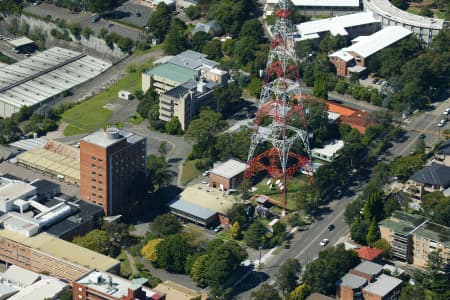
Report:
202,171,209,176
438,122,445,127
320,238,329,246
443,111,449,115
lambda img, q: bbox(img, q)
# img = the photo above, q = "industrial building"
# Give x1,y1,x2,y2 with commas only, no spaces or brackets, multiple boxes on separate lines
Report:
379,211,450,270
16,140,80,185
169,183,239,227
0,47,111,118
292,0,361,16
159,80,216,131
73,270,164,300
0,174,103,239
0,229,119,282
295,12,380,42
329,26,412,76
80,127,146,216
0,265,68,300
208,159,247,190
363,0,445,44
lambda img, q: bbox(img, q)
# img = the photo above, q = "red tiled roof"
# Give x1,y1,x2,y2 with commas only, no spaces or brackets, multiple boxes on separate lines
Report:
355,246,383,261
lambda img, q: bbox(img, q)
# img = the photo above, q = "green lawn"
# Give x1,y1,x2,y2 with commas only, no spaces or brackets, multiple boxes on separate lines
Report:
134,42,165,57
252,176,310,210
180,159,202,185
129,113,144,125
62,71,142,136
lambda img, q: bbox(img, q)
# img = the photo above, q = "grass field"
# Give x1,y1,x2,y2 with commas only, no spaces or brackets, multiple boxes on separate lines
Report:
129,113,144,125
62,71,142,136
180,159,202,185
253,176,311,211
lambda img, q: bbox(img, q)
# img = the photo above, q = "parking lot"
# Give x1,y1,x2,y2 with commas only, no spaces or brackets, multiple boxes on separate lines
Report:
24,2,145,41
110,1,152,27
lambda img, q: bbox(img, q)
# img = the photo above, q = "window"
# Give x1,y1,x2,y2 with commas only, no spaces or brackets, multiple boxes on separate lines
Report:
98,181,103,184
91,164,96,168
91,171,96,175
91,178,96,182
92,186,96,189
92,157,97,161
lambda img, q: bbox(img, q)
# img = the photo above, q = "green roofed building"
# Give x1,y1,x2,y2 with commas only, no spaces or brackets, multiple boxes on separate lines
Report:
142,63,199,94
380,211,450,270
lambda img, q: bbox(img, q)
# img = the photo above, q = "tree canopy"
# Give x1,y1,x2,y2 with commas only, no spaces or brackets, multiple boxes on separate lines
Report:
73,229,109,255
275,259,302,294
156,234,188,273
147,2,172,40
150,213,182,237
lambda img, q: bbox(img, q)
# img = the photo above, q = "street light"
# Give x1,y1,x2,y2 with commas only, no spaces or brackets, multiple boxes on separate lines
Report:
258,246,262,270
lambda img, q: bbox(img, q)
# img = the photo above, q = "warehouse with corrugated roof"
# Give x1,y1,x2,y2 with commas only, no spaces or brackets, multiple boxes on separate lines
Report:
0,47,111,117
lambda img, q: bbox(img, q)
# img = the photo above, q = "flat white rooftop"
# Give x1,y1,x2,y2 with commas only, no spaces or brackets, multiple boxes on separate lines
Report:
364,0,444,29
344,26,412,58
296,12,379,37
292,0,359,7
210,159,247,179
312,140,344,159
7,37,34,48
329,50,354,62
0,47,111,117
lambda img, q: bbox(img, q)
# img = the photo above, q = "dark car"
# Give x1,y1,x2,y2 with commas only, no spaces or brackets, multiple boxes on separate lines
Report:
327,224,335,231
418,133,426,139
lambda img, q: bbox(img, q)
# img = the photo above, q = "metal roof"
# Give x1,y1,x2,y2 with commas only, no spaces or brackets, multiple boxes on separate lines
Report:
0,47,111,116
296,12,379,36
9,138,47,151
7,37,34,48
0,284,18,298
344,26,412,58
353,261,383,276
170,199,216,221
337,273,367,289
329,50,354,62
210,159,247,179
178,184,237,215
168,50,218,70
144,63,198,84
363,274,402,297
410,163,450,187
292,0,359,7
8,277,67,300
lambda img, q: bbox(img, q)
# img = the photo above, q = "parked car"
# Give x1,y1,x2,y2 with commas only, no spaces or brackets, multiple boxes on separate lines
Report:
202,171,209,177
327,224,335,231
320,238,329,246
418,133,426,139
213,225,223,233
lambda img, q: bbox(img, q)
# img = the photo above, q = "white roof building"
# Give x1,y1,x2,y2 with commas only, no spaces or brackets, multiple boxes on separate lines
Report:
210,159,247,179
343,26,412,58
296,12,379,39
312,140,344,162
7,37,34,49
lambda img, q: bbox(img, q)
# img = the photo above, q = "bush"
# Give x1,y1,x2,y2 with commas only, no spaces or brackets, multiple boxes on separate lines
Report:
68,22,81,37
81,26,92,39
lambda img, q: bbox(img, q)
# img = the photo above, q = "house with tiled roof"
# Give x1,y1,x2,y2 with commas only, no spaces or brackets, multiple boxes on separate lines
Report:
404,163,450,201
327,101,372,133
354,246,383,262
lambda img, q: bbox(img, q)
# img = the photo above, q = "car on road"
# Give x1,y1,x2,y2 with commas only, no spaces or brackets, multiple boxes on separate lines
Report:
92,14,100,23
106,23,114,28
438,119,446,127
443,111,449,115
418,133,426,139
327,224,335,231
320,238,329,246
202,171,209,176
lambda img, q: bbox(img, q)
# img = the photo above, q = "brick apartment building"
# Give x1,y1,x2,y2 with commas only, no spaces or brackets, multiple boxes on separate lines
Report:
80,127,146,216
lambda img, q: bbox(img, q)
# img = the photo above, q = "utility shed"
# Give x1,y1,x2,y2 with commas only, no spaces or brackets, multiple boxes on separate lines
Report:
7,37,35,53
209,159,247,190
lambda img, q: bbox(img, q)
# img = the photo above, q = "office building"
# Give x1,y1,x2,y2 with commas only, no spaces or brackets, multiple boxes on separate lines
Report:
80,127,146,216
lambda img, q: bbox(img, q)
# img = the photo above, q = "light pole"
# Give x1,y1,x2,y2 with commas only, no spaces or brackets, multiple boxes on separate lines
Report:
258,246,262,269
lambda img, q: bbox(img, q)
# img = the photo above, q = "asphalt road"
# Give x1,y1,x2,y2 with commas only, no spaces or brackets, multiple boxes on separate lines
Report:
232,189,359,299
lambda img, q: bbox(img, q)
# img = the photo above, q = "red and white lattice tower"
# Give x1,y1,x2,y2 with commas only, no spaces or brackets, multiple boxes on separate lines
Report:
246,0,312,212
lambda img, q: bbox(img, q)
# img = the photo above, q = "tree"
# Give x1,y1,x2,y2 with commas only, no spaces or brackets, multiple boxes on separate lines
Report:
363,188,384,222
158,141,169,156
150,214,182,237
313,72,328,99
141,238,163,262
206,241,248,293
303,244,359,295
427,250,444,273
210,0,247,35
164,19,188,55
390,0,408,10
73,229,109,255
422,192,450,226
68,22,81,36
190,254,209,287
147,155,172,192
185,5,200,20
290,284,312,300
419,6,434,17
213,82,242,113
185,108,227,141
117,37,134,53
147,2,171,40
156,234,188,273
165,117,183,134
350,217,369,244
366,220,379,246
201,39,223,60
275,259,302,294
251,284,281,300
372,238,391,258
244,219,267,248
228,203,250,228
239,19,264,43
234,36,257,65
230,221,241,240
191,31,211,52
344,199,364,225
399,284,426,300
102,222,132,248
81,25,93,38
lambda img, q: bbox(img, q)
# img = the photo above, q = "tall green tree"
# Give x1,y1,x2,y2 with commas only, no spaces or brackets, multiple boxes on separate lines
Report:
275,259,302,294
73,229,109,254
150,213,182,237
363,188,384,222
312,72,328,99
156,234,188,273
190,254,210,287
244,219,268,248
164,19,188,55
190,31,211,52
147,2,171,40
251,284,281,300
147,155,172,192
86,0,120,13
366,220,380,246
350,217,369,245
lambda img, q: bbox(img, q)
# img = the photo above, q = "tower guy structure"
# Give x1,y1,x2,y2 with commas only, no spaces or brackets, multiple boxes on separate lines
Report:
246,0,312,212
